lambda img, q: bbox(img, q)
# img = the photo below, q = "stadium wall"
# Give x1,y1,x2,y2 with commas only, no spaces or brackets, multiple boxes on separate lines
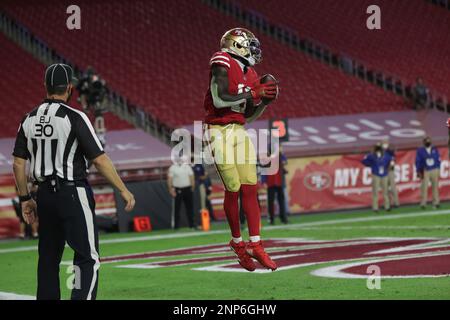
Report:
286,146,450,212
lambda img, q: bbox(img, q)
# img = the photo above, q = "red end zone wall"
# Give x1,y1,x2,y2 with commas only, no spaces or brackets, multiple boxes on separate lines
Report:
2,146,449,237
0,175,19,239
286,146,450,212
0,175,116,239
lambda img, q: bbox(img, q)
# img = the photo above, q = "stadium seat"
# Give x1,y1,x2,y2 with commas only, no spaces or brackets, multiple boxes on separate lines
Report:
0,33,133,138
0,0,405,130
237,0,450,97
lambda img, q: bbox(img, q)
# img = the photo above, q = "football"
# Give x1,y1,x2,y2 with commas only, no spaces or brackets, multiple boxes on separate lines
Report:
260,73,279,104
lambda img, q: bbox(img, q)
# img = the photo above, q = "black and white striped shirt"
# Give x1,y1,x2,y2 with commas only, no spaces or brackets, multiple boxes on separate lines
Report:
13,99,104,182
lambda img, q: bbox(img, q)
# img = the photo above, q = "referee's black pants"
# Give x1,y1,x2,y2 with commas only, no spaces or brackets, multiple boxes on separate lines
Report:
36,180,100,300
174,187,194,229
267,186,287,224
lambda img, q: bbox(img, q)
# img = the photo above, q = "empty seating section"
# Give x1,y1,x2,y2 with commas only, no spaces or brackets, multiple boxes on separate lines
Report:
1,0,405,131
239,0,450,97
0,32,47,138
0,33,132,138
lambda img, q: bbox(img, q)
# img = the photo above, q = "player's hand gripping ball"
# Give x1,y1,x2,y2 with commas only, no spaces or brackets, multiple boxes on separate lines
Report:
245,74,279,118
259,74,279,104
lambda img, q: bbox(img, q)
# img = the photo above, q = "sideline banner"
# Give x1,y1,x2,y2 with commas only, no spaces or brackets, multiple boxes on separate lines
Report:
286,147,450,212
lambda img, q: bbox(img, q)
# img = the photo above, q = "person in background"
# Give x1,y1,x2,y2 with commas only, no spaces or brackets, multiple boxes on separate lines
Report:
261,150,288,225
447,118,450,157
382,140,400,208
203,174,216,221
193,163,208,212
361,143,392,213
413,77,430,110
168,156,196,229
416,136,441,209
280,148,290,216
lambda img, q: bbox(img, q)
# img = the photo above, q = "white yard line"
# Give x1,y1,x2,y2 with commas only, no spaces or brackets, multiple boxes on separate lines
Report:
0,291,35,300
295,225,450,230
0,245,39,254
279,210,450,230
1,209,450,255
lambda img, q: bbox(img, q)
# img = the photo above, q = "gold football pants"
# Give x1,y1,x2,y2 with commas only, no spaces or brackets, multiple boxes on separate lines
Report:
206,124,257,192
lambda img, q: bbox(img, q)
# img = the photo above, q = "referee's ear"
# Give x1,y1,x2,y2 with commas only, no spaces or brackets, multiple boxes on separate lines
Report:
66,84,74,102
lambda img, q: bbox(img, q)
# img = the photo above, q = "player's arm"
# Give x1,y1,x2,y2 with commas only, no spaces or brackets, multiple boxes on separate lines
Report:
246,102,268,123
246,75,279,122
210,66,278,109
210,65,250,108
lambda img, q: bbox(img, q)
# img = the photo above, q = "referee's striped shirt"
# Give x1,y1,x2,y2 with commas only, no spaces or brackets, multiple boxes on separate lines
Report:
13,99,104,182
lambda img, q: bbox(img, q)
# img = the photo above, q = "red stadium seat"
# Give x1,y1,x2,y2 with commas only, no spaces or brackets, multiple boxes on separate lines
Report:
237,0,450,97
0,34,133,138
0,0,406,132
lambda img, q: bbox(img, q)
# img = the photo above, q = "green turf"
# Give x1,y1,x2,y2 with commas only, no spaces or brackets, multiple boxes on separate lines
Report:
1,204,449,300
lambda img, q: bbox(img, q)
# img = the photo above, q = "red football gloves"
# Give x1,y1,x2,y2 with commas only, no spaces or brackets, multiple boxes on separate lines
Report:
250,81,278,100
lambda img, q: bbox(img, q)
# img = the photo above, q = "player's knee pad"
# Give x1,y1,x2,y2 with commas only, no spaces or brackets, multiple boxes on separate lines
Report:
225,180,241,193
240,173,257,186
215,164,241,192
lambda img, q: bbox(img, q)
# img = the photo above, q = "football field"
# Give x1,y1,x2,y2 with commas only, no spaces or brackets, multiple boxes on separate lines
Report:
1,205,450,300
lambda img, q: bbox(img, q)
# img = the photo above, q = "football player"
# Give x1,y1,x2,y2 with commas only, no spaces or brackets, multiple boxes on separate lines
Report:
203,28,279,271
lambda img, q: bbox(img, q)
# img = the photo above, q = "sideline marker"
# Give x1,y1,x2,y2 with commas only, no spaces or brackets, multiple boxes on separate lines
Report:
201,209,210,231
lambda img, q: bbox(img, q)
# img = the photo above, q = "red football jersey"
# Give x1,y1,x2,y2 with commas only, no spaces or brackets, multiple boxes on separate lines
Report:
204,51,259,125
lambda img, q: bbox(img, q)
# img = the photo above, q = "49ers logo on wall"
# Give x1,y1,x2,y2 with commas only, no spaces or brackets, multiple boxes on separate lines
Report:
286,147,450,212
96,238,450,278
303,172,332,191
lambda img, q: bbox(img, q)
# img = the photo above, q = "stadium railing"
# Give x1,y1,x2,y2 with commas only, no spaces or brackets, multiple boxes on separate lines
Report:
426,0,450,10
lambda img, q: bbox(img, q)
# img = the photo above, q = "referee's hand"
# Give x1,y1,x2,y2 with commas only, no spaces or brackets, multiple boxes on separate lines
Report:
121,189,135,212
21,199,37,225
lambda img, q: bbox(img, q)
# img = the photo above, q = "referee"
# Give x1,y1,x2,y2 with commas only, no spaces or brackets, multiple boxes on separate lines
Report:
12,63,135,300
